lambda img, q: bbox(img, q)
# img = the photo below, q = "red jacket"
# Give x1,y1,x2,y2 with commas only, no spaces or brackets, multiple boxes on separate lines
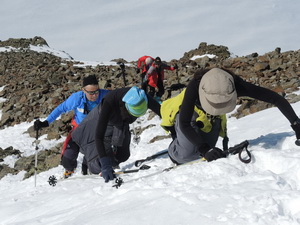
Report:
137,56,154,74
146,63,175,88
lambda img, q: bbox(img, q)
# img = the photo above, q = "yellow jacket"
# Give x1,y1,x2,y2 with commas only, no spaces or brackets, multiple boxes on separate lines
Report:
160,89,227,138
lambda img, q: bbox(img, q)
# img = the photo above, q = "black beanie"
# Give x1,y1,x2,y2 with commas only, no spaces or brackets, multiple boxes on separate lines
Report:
154,57,162,65
83,75,98,87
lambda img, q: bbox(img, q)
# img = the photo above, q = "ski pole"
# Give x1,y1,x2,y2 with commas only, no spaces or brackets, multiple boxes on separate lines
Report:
115,164,151,175
134,149,169,167
224,140,251,164
113,157,207,188
116,62,127,87
47,165,152,187
34,118,40,187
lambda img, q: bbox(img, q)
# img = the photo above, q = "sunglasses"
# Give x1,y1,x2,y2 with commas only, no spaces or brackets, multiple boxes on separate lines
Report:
83,88,99,95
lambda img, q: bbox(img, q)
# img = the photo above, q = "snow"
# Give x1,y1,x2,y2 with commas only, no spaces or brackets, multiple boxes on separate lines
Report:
1,0,300,224
0,99,300,225
190,54,216,60
0,45,72,60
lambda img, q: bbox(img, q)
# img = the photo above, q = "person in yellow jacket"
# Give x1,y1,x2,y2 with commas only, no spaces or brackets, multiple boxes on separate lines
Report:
161,88,228,164
161,68,300,164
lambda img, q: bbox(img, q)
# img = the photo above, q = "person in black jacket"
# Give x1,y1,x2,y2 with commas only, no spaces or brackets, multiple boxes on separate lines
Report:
167,68,300,164
72,86,161,182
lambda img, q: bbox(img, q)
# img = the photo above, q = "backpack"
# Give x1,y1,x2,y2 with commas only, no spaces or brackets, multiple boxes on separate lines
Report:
160,89,227,138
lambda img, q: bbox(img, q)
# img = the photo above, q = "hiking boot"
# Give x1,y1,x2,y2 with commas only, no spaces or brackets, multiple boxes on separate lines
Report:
63,170,74,179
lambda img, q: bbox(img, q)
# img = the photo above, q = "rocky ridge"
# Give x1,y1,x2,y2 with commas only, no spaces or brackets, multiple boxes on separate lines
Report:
0,36,299,179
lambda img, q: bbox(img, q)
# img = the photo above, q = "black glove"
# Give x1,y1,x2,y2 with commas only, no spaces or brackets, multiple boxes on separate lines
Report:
204,147,226,162
173,64,178,70
34,119,49,131
136,68,140,74
291,118,300,146
100,156,115,183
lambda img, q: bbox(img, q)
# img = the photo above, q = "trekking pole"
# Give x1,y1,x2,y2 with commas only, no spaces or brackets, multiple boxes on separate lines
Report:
224,140,251,164
33,118,40,187
175,65,180,84
122,71,126,87
116,62,127,87
115,164,151,175
113,157,207,188
134,149,169,167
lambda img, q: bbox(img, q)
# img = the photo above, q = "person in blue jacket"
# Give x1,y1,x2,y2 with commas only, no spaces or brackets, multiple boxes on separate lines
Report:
34,75,109,178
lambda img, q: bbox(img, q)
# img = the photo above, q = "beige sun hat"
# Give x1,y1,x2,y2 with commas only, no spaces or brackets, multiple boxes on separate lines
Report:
199,68,237,115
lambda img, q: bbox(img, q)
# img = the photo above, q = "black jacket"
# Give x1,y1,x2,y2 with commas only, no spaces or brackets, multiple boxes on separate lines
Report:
179,74,298,153
94,88,161,158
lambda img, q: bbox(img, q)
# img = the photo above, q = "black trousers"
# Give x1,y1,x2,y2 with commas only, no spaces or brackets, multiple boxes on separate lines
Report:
155,78,164,97
142,78,164,98
61,138,80,171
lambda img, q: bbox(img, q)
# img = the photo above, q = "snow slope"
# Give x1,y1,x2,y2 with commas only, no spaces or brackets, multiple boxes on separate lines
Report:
0,99,300,225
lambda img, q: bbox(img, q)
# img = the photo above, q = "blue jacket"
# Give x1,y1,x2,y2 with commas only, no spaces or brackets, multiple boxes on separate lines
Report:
46,89,109,125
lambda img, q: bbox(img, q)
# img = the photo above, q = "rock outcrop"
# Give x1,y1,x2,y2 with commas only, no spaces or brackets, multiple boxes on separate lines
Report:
0,37,299,179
